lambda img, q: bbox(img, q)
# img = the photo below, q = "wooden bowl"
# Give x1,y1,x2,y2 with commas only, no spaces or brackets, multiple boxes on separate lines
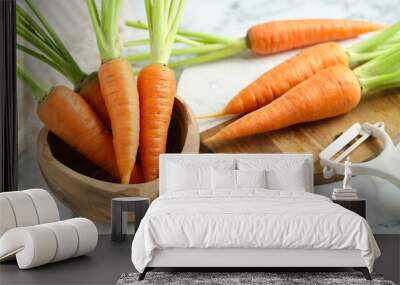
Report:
37,97,199,222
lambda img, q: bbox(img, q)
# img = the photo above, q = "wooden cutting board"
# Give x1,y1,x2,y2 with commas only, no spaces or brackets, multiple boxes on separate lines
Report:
200,90,400,185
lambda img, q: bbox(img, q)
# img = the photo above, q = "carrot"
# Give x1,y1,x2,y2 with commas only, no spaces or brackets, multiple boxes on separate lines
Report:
247,19,383,55
16,0,110,128
208,66,360,141
16,64,119,178
222,42,348,115
98,58,140,184
130,161,145,184
38,86,119,177
138,64,176,181
76,73,110,128
137,0,186,182
87,0,140,184
125,18,383,68
207,49,400,142
17,64,148,184
198,22,400,117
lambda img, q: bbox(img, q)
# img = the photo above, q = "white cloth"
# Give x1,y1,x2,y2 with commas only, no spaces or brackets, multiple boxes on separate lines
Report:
131,191,380,273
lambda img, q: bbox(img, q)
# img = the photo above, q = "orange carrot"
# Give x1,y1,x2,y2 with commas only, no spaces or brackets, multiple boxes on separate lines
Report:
37,85,119,178
138,64,176,181
126,18,383,68
208,47,400,142
198,23,400,118
223,42,348,115
76,73,111,128
136,0,185,182
247,19,383,55
207,66,361,142
17,65,147,184
130,160,145,184
87,0,140,184
98,58,140,184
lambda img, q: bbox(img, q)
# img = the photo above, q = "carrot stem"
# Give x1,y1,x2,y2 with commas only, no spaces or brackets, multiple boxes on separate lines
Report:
86,0,122,62
16,1,86,84
349,44,400,64
16,43,66,78
383,33,400,44
16,63,48,102
360,70,400,93
145,0,186,64
347,22,400,56
169,40,247,68
126,43,226,62
125,20,237,44
24,0,83,76
354,47,400,77
124,38,150,47
357,48,400,93
124,35,203,47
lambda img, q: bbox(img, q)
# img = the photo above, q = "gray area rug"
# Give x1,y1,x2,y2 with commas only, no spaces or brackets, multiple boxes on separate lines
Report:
116,272,395,285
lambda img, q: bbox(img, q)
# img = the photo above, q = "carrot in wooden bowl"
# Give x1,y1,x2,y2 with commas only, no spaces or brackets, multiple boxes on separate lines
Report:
17,0,143,184
16,0,110,128
86,0,140,184
197,22,400,118
137,0,186,182
16,64,119,179
125,18,383,67
206,49,400,142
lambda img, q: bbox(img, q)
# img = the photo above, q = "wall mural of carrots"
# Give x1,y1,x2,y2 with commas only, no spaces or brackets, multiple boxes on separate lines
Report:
15,0,400,222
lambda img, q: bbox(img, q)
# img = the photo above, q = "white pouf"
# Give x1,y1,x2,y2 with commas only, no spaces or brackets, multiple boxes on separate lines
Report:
0,190,98,269
0,218,97,269
0,196,17,237
24,189,60,223
1,191,40,227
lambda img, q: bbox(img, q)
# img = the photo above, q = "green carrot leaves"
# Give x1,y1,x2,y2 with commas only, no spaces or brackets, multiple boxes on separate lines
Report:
144,0,186,65
16,62,49,102
16,1,86,85
86,0,123,62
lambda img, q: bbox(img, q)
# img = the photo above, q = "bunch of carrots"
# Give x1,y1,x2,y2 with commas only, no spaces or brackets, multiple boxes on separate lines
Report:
203,23,400,142
17,0,398,185
17,0,184,184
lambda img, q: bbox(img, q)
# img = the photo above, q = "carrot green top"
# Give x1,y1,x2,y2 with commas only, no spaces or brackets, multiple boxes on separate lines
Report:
144,0,187,65
16,62,49,103
16,0,87,85
86,0,123,63
355,48,400,94
346,21,400,64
